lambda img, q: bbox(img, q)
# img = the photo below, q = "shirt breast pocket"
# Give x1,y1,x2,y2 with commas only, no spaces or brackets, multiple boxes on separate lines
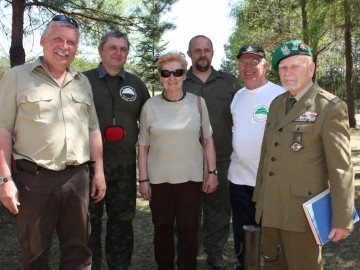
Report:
71,93,91,120
18,91,54,120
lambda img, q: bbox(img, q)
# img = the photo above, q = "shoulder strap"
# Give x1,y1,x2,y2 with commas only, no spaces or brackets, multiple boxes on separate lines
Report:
197,96,204,143
197,95,202,116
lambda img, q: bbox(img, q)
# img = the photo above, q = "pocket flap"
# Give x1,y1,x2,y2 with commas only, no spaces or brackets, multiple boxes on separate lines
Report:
291,182,326,198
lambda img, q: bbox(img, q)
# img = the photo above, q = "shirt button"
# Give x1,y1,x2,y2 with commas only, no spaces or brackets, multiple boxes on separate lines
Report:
274,142,279,146
279,128,283,132
269,172,274,176
271,157,276,161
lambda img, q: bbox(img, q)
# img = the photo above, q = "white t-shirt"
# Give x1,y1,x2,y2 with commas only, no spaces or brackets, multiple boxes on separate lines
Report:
228,81,285,186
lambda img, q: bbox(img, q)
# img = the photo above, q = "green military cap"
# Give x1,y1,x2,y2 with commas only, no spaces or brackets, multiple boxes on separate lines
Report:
271,40,312,72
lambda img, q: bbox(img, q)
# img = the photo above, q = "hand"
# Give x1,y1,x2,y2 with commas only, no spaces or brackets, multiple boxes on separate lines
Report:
139,182,152,201
0,181,20,214
328,228,351,242
202,174,218,194
90,172,106,203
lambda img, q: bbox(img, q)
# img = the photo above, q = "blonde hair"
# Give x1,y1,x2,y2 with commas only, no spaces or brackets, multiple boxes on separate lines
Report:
157,51,188,71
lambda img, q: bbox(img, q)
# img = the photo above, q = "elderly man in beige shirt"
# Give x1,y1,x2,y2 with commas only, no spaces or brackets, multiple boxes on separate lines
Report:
0,15,105,270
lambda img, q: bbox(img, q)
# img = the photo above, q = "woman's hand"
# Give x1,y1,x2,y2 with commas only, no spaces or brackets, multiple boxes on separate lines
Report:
139,181,152,201
202,174,218,194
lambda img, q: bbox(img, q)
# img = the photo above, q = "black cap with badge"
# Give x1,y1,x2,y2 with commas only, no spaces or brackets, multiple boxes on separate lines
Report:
236,45,265,59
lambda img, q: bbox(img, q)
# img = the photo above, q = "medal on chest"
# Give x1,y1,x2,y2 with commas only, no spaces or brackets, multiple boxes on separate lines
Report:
290,132,304,151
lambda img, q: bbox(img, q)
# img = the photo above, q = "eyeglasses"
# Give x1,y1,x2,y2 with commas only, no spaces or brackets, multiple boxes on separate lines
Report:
238,59,264,67
52,15,79,29
160,69,185,78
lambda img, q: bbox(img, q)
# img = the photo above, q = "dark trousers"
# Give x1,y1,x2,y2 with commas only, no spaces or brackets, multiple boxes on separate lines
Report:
150,181,202,270
229,183,257,267
16,165,91,270
201,161,231,256
88,163,136,270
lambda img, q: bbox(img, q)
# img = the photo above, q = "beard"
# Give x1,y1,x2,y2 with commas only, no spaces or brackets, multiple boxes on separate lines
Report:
194,57,211,72
281,77,301,92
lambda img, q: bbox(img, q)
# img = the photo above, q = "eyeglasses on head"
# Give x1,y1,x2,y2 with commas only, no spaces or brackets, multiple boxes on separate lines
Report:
51,15,79,29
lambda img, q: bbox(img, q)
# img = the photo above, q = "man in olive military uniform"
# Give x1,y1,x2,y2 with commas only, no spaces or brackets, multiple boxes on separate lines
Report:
183,35,241,270
83,30,150,270
253,40,354,270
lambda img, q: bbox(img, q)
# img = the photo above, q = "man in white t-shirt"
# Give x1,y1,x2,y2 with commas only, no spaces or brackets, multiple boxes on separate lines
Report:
228,45,284,270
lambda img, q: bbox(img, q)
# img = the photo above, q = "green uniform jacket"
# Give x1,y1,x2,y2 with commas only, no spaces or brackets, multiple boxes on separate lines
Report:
253,82,354,232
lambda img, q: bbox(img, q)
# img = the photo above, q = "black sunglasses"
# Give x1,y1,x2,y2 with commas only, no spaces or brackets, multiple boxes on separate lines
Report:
52,15,79,29
160,69,184,78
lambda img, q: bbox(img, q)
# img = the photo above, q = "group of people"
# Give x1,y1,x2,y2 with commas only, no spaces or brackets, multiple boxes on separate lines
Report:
0,14,355,270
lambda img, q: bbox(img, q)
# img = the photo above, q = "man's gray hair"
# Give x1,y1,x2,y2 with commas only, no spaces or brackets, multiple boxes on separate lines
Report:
98,30,130,50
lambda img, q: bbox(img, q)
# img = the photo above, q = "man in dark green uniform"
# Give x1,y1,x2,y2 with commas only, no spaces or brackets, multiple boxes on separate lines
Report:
183,35,241,270
83,30,150,270
253,40,354,270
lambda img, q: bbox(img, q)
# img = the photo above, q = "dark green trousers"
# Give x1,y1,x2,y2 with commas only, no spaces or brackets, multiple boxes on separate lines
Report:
201,161,232,256
89,163,137,270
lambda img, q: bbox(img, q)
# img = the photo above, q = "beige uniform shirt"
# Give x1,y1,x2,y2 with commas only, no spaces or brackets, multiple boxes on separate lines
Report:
0,57,99,170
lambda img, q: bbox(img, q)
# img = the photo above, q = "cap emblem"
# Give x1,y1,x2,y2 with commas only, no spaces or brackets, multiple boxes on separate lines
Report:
246,45,254,52
281,45,290,56
299,43,307,51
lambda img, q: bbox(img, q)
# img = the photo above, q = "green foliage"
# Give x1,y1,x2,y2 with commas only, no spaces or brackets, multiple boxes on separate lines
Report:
72,55,98,72
0,56,10,80
224,0,360,111
128,0,177,96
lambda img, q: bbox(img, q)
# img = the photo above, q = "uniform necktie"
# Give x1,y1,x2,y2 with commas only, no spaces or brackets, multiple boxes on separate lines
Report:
286,97,297,114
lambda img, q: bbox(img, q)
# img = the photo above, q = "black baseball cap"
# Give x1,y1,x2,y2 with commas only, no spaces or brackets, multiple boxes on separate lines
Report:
236,45,265,59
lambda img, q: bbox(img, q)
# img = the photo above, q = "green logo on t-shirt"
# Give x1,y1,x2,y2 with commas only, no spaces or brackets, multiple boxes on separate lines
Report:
253,105,269,123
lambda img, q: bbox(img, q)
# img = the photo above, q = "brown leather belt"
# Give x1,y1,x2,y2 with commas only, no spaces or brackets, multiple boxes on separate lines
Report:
16,159,81,174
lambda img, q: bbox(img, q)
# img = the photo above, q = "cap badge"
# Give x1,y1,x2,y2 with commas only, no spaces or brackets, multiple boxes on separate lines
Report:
299,43,307,51
281,45,290,56
291,42,298,50
305,98,312,108
246,45,254,52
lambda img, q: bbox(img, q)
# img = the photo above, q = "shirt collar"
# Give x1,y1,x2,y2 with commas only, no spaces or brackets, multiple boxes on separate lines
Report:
186,66,224,82
98,63,126,80
31,56,80,77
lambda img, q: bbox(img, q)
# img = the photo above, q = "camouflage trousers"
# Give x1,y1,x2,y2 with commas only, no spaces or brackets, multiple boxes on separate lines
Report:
88,163,137,270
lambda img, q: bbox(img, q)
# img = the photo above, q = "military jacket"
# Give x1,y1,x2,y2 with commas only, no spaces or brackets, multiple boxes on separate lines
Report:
253,82,354,232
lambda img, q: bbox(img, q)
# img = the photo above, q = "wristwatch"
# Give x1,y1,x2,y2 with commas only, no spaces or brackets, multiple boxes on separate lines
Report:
208,169,219,175
0,176,13,186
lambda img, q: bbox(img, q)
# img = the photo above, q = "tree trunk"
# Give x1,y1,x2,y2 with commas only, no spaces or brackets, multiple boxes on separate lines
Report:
344,0,356,127
10,0,26,67
300,0,308,44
